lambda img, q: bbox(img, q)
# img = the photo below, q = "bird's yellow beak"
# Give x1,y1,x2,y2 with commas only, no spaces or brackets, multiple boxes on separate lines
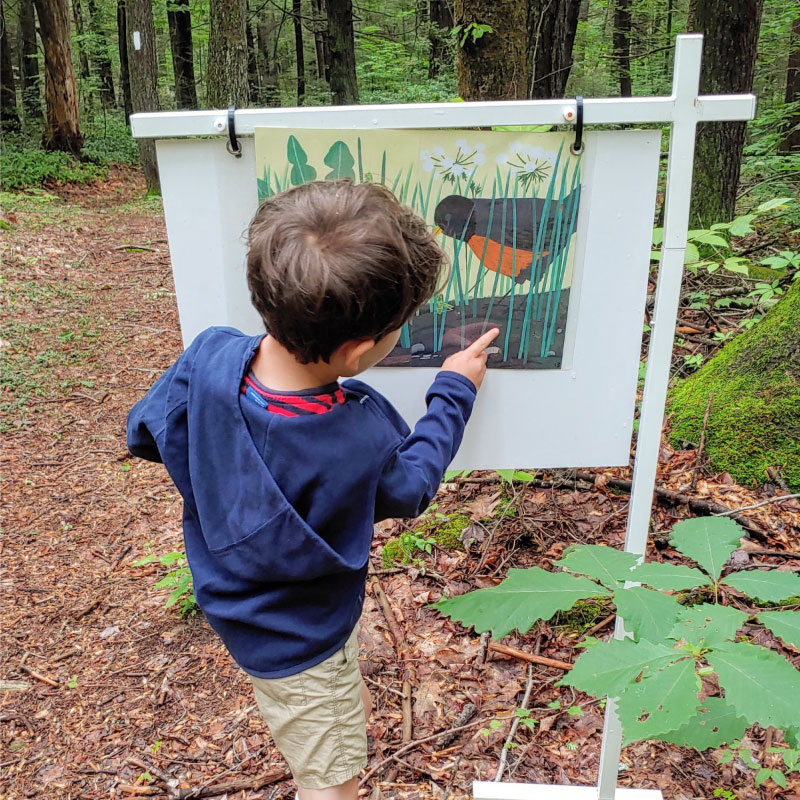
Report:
433,225,443,236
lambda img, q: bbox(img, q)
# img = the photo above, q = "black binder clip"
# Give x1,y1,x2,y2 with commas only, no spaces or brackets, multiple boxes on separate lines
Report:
570,95,584,156
226,105,242,158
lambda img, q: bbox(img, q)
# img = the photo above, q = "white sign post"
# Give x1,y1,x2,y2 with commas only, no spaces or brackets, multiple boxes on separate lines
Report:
132,34,755,799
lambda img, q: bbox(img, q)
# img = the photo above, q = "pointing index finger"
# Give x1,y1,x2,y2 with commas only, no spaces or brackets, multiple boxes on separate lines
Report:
466,327,500,354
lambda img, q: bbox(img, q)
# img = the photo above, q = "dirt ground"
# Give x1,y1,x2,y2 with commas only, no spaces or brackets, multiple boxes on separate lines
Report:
1,172,799,800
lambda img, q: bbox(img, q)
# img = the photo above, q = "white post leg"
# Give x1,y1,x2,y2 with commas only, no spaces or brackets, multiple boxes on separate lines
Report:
595,34,704,800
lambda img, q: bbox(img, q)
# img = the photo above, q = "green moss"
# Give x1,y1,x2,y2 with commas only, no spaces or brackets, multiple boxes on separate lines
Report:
381,512,470,567
418,511,471,549
668,279,800,490
551,599,610,633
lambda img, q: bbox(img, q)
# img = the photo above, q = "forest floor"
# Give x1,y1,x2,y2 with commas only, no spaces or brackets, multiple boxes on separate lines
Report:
1,171,799,800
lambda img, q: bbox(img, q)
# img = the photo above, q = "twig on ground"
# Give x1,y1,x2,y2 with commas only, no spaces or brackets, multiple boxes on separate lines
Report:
442,756,462,800
437,703,478,749
175,768,291,799
126,756,180,797
488,642,573,671
584,613,616,638
712,493,800,515
691,393,714,491
18,664,58,687
495,663,535,781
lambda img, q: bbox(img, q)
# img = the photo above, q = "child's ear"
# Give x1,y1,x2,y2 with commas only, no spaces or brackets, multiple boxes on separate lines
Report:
338,338,376,372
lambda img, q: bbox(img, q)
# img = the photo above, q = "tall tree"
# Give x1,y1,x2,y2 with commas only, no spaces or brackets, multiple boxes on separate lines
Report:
207,0,248,107
167,0,197,108
455,0,526,100
327,0,358,104
86,0,116,107
690,0,764,225
126,0,160,192
19,0,42,120
245,3,259,103
292,0,304,104
311,0,330,82
33,0,83,151
526,0,580,98
781,14,799,153
71,0,92,81
117,0,133,121
613,0,632,96
1,0,21,129
256,18,281,106
428,0,453,79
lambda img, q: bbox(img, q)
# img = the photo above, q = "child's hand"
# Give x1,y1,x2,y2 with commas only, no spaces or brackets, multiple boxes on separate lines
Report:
441,328,500,390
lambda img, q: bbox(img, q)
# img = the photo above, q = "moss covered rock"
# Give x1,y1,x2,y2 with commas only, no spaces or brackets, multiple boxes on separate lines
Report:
668,278,800,490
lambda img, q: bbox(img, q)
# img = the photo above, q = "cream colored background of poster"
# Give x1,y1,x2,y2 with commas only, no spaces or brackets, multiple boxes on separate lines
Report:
154,129,659,468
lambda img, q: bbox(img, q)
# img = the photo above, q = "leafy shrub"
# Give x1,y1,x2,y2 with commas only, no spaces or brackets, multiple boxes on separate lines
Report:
1,148,106,191
436,516,800,752
133,550,197,616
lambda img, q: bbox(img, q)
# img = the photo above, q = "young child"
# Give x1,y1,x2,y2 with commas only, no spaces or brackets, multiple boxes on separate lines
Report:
127,180,498,799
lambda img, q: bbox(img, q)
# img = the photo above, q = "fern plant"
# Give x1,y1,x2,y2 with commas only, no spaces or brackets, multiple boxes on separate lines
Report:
435,516,800,750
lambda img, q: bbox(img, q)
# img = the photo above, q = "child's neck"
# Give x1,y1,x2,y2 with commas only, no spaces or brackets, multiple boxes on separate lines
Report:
250,335,340,392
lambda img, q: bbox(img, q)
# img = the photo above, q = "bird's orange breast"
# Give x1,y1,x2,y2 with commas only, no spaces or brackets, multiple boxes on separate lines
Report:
467,236,535,279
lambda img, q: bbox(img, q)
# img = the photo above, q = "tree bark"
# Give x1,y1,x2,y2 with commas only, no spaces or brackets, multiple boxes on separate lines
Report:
456,0,526,100
33,0,83,151
245,2,259,103
167,0,197,108
256,17,280,106
613,0,631,97
292,0,304,105
117,0,133,121
207,0,249,107
526,0,580,98
1,0,21,129
86,0,116,107
781,15,799,154
428,0,453,79
327,0,357,104
126,0,159,192
311,0,329,82
690,0,763,225
19,0,42,120
71,0,91,80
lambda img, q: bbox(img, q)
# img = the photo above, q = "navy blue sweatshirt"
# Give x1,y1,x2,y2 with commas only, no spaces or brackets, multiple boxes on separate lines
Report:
126,327,476,678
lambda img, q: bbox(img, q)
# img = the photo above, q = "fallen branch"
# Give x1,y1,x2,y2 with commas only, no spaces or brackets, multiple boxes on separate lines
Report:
118,785,160,796
126,756,179,797
176,768,290,799
18,664,59,687
712,493,800,515
488,642,573,671
495,663,534,780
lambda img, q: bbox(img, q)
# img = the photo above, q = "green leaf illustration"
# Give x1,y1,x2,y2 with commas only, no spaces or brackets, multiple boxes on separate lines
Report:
615,586,684,642
555,544,639,588
558,637,679,698
659,697,749,750
758,610,800,650
722,569,800,603
257,166,272,202
433,567,609,639
617,657,701,743
629,561,712,592
707,641,800,731
287,135,317,185
669,516,743,581
669,603,749,647
323,140,355,180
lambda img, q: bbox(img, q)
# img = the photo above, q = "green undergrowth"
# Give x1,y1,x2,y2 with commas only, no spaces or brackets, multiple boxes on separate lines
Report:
668,278,800,490
381,510,470,567
551,598,609,634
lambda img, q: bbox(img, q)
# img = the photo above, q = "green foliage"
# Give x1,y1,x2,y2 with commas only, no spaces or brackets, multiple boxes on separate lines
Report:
287,135,316,185
436,516,800,749
323,141,356,180
451,22,493,48
0,147,106,190
133,550,198,616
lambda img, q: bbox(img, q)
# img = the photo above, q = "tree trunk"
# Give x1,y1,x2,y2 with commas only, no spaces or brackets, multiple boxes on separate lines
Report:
311,0,329,82
126,0,159,192
613,0,631,97
428,0,453,79
33,0,83,152
86,0,116,107
207,0,248,107
780,15,799,154
256,18,280,106
117,0,132,121
526,0,580,98
167,0,197,108
327,0,358,104
71,0,91,80
456,0,526,100
245,3,259,103
690,0,763,225
19,0,42,120
669,278,800,492
1,0,21,129
292,0,304,105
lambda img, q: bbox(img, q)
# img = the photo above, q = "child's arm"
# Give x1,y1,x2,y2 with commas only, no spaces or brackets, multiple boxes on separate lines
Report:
375,329,498,519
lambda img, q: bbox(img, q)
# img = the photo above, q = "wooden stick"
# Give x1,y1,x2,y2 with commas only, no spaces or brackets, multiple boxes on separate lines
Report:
690,392,713,491
488,642,573,671
175,768,290,799
584,613,616,638
369,577,405,649
18,664,58,687
713,493,800,515
118,785,161,796
495,664,534,780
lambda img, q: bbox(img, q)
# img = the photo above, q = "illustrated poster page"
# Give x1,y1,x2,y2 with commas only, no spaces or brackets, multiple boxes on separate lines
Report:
253,129,583,370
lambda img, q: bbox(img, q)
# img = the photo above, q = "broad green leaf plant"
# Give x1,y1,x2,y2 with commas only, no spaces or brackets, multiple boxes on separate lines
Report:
435,516,800,752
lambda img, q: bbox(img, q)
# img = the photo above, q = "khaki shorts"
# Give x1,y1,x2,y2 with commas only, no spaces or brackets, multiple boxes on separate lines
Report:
249,627,367,789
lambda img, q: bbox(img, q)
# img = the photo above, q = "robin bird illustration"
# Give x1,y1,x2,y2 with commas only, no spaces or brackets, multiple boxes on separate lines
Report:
433,191,579,284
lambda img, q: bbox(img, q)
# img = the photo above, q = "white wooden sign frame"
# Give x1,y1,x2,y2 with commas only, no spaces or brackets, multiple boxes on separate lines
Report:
132,34,755,800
